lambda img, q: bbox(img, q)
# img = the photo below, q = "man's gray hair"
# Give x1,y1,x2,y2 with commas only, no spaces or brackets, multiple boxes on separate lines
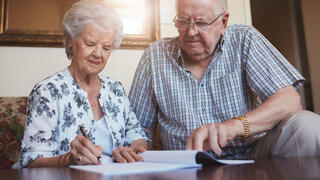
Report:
213,0,228,16
176,0,228,16
62,0,123,59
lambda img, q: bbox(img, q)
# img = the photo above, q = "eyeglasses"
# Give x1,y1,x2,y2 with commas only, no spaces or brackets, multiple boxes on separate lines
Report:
173,13,224,31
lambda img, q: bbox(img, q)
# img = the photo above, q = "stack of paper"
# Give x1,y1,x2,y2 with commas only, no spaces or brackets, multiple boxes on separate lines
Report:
70,150,254,175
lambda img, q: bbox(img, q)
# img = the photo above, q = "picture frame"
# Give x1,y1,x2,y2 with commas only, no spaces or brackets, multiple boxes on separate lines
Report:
0,0,160,49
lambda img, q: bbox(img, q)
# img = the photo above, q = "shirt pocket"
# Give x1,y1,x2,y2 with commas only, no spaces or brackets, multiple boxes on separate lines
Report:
208,70,244,119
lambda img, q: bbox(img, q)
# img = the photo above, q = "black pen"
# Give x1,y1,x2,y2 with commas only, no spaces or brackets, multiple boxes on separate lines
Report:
79,126,102,162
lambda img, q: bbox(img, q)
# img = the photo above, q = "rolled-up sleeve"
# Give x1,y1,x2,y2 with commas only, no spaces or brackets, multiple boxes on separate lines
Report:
18,84,59,168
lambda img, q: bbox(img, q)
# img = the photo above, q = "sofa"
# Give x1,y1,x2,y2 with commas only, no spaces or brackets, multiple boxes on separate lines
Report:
0,96,163,169
0,97,27,169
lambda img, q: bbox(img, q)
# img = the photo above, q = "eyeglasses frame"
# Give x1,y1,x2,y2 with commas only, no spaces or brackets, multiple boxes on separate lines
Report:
173,13,224,31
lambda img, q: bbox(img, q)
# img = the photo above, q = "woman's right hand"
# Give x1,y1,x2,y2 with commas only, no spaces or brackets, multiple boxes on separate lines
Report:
69,134,102,165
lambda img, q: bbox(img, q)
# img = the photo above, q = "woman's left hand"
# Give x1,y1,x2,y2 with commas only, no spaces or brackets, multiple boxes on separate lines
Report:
112,139,147,163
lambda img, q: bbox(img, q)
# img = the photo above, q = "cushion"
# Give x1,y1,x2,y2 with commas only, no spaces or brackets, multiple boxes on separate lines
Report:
0,97,27,169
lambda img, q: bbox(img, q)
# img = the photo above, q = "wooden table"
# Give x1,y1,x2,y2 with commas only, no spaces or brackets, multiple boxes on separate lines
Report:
2,157,320,180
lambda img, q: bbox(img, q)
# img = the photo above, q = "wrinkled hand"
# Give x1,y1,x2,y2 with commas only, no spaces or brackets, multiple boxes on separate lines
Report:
186,122,237,155
69,134,102,165
112,139,147,163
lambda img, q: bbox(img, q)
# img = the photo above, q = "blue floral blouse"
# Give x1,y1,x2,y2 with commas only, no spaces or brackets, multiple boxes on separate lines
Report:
17,69,147,168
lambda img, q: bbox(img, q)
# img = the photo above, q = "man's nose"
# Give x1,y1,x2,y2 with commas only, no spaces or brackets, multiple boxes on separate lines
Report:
186,22,199,36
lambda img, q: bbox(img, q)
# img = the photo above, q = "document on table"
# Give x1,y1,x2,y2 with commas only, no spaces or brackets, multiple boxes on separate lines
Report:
138,150,255,165
69,150,254,176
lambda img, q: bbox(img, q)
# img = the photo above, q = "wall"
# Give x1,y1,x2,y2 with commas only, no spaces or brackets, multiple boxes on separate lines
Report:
0,0,252,96
300,0,320,114
250,0,314,110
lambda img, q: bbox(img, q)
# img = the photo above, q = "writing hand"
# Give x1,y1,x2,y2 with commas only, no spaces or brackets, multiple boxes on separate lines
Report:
69,134,103,165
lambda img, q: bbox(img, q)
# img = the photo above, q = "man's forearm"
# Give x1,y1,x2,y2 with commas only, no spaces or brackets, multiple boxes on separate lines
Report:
243,86,302,136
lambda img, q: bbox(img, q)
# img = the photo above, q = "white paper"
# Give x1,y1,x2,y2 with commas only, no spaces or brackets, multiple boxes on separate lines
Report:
215,159,255,164
140,150,198,165
69,150,254,176
140,150,255,165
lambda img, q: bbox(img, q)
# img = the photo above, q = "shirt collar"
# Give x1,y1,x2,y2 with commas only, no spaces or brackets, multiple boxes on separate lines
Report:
217,34,225,50
63,68,105,98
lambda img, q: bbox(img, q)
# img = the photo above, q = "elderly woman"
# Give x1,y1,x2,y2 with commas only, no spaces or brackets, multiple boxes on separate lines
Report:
16,0,148,168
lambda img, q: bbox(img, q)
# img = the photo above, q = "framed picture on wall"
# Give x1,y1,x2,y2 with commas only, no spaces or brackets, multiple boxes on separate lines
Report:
0,0,160,49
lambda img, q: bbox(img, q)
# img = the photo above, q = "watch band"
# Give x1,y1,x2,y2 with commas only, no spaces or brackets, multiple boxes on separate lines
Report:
234,116,250,138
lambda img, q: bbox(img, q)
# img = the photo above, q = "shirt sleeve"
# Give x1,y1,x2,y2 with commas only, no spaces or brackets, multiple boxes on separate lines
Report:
129,50,159,130
242,26,305,101
18,83,59,168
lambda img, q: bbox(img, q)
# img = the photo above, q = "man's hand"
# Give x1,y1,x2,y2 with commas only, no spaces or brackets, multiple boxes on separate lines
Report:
186,120,240,155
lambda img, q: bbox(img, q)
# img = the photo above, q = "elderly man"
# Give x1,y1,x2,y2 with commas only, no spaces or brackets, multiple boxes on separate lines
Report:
129,0,320,159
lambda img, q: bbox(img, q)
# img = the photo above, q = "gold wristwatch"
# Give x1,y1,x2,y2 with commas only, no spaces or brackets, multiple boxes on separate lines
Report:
233,116,250,138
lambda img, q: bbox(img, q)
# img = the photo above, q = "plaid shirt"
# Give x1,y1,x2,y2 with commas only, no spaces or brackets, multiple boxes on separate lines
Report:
129,24,304,159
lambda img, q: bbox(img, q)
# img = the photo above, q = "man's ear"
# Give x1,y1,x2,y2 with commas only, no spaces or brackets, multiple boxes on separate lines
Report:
221,12,229,34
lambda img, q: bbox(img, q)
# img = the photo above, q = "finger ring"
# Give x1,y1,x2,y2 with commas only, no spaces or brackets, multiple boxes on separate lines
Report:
76,154,82,161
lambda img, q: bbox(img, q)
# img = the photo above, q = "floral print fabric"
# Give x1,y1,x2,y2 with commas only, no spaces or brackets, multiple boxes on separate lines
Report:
17,69,147,168
0,97,27,168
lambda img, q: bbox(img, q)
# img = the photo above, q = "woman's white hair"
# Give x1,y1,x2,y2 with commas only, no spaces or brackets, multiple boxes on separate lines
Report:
62,0,123,59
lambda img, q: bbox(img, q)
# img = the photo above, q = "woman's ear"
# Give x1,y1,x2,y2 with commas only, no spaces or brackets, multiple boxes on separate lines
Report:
66,37,74,59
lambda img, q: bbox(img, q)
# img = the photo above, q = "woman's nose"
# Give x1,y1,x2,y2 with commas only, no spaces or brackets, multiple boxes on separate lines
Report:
93,46,102,57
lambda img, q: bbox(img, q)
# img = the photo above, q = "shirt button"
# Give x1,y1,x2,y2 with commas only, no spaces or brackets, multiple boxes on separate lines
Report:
200,84,204,87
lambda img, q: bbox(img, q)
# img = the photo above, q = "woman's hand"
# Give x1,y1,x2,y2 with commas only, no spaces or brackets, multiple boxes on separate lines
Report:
69,134,103,165
112,139,147,163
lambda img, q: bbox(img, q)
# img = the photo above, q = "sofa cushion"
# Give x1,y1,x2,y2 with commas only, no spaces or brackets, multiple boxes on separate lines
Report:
0,97,27,169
